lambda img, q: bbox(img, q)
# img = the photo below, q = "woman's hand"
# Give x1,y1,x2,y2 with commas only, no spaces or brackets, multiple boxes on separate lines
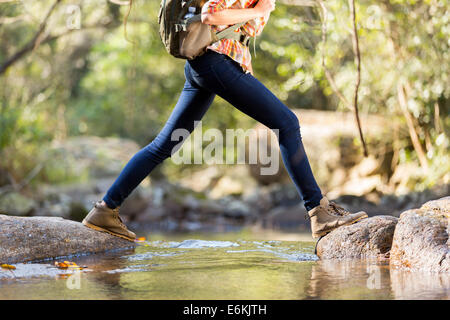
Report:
254,0,276,17
247,63,254,76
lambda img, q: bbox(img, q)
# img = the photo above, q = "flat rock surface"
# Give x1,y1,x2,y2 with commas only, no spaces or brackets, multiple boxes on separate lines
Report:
316,215,398,259
0,215,136,264
390,197,449,272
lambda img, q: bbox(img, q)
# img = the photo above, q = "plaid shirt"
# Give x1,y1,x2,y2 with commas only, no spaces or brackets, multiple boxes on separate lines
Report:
202,0,270,74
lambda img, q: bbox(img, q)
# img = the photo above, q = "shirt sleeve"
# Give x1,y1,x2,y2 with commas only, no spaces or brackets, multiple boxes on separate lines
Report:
202,0,269,36
242,16,267,37
202,0,237,14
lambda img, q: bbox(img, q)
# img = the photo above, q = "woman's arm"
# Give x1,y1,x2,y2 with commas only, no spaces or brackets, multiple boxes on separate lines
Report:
201,0,275,25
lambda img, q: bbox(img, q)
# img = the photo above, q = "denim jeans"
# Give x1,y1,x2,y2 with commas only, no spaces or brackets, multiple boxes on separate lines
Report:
103,49,323,211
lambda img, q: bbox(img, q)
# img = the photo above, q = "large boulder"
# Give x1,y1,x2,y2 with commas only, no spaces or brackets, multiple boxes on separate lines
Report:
0,215,135,264
316,216,398,259
390,197,449,272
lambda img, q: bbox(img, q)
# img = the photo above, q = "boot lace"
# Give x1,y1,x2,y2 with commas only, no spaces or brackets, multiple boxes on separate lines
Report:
305,200,351,219
116,215,127,229
327,201,351,217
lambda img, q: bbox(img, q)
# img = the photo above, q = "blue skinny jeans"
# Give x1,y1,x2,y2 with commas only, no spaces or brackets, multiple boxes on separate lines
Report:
103,50,323,211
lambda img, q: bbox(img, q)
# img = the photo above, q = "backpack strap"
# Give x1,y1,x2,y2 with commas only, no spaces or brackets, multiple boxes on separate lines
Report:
174,0,259,43
178,14,250,46
222,32,251,46
209,0,259,45
214,20,247,41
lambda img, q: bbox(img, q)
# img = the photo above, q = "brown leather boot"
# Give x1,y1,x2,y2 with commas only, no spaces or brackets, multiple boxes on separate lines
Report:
308,196,368,238
82,201,136,241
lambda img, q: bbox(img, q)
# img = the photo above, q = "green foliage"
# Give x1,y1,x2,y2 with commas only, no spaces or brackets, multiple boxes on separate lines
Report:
0,0,448,190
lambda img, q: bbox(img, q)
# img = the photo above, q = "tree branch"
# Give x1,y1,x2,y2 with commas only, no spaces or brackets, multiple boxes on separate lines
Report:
0,0,62,76
348,0,368,157
318,0,368,157
397,82,429,171
317,1,351,108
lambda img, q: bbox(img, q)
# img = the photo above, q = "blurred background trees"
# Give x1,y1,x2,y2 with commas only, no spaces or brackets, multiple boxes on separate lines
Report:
0,0,448,199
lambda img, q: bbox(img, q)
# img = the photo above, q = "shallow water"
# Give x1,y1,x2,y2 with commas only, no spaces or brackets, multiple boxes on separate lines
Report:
0,230,449,300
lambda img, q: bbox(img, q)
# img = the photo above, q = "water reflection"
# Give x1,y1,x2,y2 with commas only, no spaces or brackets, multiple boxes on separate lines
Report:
390,269,450,300
305,259,449,300
72,248,136,299
0,231,449,300
306,260,392,299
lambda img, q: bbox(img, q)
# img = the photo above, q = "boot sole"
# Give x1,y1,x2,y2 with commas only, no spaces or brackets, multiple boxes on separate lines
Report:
312,214,368,239
82,220,135,242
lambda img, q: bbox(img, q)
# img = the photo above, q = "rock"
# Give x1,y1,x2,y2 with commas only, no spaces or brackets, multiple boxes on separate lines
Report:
41,136,140,183
209,166,258,199
4,136,149,220
349,156,382,178
218,197,253,219
331,194,391,216
325,156,388,198
131,180,256,229
390,197,449,272
35,178,151,221
210,176,245,199
389,163,426,195
178,166,223,193
0,215,135,264
179,165,259,199
316,216,398,259
0,192,37,216
263,204,308,230
337,175,384,197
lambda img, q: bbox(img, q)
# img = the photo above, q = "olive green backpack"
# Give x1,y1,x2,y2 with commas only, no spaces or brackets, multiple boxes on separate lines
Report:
158,0,252,60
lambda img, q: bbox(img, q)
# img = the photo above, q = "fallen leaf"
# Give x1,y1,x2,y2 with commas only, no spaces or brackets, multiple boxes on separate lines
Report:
54,261,87,270
54,261,69,269
135,237,146,242
1,264,16,270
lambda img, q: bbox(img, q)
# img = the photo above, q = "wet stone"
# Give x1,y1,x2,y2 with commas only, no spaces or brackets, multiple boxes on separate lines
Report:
316,215,398,260
0,215,136,264
390,197,449,272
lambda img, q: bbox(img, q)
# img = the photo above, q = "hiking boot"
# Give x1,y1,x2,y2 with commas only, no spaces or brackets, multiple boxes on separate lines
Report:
82,201,136,241
307,196,368,238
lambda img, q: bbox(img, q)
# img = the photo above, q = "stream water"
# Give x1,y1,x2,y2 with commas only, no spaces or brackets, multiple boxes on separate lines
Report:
0,229,448,300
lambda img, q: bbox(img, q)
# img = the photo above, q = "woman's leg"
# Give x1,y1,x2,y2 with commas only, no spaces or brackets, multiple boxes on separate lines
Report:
103,68,216,209
190,55,323,211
